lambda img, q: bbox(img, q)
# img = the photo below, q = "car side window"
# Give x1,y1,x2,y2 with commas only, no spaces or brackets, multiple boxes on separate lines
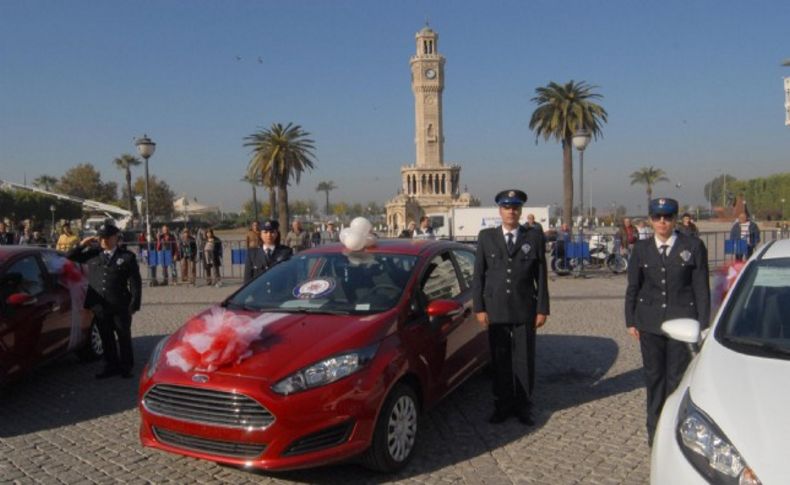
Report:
420,252,462,301
452,249,475,288
6,256,46,296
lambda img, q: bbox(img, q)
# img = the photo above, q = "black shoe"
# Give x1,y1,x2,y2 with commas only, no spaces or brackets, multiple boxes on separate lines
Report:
95,369,120,379
488,409,510,424
515,408,535,426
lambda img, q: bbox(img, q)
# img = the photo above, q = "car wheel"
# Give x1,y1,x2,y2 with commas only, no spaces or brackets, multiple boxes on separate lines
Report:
362,383,420,473
77,317,104,362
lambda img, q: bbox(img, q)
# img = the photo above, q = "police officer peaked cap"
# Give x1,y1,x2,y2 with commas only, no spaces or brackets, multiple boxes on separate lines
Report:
649,198,679,216
495,189,528,207
97,223,120,238
261,220,280,231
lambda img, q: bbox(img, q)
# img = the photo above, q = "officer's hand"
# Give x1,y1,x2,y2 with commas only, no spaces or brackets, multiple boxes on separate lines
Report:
627,327,640,340
80,236,97,246
475,312,489,328
534,313,547,329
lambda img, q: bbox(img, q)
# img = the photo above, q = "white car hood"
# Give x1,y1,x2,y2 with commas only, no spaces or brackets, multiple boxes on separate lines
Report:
688,335,790,483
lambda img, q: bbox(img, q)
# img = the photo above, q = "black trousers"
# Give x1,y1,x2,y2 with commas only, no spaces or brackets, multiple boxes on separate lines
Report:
488,323,535,411
639,331,691,445
95,311,134,373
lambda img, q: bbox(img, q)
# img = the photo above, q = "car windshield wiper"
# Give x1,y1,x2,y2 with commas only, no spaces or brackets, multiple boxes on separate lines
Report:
277,308,352,315
224,301,263,312
721,335,790,356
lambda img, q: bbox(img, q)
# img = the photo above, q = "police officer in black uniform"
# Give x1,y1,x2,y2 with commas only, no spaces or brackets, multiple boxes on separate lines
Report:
67,223,142,379
473,189,550,424
625,198,710,445
244,220,293,283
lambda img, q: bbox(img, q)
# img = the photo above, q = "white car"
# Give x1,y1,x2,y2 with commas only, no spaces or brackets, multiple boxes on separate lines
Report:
651,239,790,484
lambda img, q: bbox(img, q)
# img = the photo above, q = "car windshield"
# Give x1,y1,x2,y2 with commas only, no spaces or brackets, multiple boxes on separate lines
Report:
226,252,418,315
716,258,790,360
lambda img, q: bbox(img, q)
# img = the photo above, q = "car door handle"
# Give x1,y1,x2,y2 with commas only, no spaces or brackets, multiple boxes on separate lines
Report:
22,297,38,307
51,304,61,312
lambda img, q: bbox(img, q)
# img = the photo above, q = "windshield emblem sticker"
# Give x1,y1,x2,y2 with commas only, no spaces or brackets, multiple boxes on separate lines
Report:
293,278,336,299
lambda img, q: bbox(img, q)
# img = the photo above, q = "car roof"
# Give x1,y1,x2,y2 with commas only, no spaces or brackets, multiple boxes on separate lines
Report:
300,238,473,257
0,246,56,264
759,239,790,260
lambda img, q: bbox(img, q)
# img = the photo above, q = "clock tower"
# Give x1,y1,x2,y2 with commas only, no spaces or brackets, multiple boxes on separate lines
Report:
385,26,476,235
411,27,445,168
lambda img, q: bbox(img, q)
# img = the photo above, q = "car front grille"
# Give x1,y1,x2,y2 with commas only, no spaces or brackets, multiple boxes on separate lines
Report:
143,384,274,429
153,426,266,459
282,421,355,456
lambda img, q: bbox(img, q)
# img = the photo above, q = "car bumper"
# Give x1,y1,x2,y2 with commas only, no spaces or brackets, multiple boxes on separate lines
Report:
138,366,388,471
650,385,707,485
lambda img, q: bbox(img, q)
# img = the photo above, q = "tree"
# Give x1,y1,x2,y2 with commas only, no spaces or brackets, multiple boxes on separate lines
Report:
113,154,142,215
124,175,175,221
56,163,118,202
332,202,349,218
703,174,738,208
244,123,317,226
315,181,337,216
32,175,58,191
529,81,608,226
241,198,271,221
630,166,669,213
289,199,318,216
241,173,260,222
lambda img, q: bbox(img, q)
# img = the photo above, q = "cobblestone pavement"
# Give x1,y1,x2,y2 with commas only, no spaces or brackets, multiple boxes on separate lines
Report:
0,274,651,484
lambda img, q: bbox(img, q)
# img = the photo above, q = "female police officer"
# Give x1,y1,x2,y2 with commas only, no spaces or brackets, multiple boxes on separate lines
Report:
625,198,710,445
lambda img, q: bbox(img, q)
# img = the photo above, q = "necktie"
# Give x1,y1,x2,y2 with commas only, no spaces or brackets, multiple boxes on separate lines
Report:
103,252,111,265
660,244,668,265
266,248,273,259
507,233,514,253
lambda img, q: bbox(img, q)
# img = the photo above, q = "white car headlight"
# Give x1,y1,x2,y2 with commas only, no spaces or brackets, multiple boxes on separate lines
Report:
271,343,378,395
145,336,170,379
676,390,761,485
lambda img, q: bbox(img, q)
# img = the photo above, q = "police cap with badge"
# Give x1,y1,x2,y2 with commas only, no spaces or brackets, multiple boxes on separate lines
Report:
495,189,528,207
261,220,280,232
648,197,679,217
97,223,120,238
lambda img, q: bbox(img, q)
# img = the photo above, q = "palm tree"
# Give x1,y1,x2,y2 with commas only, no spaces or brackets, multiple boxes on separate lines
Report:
529,80,608,226
241,173,260,222
630,166,669,213
32,175,58,191
113,154,142,214
315,181,337,216
244,123,316,225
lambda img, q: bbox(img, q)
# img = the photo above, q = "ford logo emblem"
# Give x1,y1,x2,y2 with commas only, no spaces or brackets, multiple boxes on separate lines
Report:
192,374,209,384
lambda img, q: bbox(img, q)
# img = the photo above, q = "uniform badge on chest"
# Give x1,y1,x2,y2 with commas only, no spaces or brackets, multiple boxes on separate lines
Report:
679,250,692,263
521,243,531,255
116,258,124,266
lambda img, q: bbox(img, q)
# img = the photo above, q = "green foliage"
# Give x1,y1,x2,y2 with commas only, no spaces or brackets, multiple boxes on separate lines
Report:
123,175,176,221
316,180,337,216
113,154,142,214
629,166,670,211
703,174,738,206
728,173,790,220
0,189,82,228
56,163,118,202
32,175,58,191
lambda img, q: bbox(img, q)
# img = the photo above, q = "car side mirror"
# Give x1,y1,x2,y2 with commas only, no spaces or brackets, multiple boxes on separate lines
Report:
662,318,702,355
6,293,35,306
426,299,463,319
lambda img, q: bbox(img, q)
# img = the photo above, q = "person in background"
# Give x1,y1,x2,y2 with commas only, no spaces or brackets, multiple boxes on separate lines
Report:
625,197,710,446
311,225,322,247
66,223,142,379
56,222,79,252
178,228,198,286
321,221,340,244
729,212,760,261
399,221,416,238
245,221,261,249
17,226,32,245
30,230,48,247
156,225,180,285
618,218,638,253
636,219,652,240
202,228,223,287
284,219,309,253
413,216,435,239
676,212,699,238
244,220,292,283
525,213,544,234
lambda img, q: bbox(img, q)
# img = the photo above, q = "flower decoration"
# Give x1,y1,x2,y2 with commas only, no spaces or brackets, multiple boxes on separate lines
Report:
339,217,376,252
712,260,745,313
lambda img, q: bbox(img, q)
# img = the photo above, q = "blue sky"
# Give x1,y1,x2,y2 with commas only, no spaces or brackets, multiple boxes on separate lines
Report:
2,0,790,213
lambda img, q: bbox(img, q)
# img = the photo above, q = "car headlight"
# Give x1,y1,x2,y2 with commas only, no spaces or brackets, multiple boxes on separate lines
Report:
145,336,170,379
271,343,379,395
676,390,761,485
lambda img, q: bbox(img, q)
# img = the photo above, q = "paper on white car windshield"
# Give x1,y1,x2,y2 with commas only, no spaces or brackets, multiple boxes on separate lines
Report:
753,267,790,288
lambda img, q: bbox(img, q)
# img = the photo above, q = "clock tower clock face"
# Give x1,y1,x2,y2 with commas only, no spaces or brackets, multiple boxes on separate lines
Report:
425,68,436,79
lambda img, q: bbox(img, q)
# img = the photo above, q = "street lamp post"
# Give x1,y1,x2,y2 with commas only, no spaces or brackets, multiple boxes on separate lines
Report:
572,128,592,228
135,135,156,244
49,204,55,243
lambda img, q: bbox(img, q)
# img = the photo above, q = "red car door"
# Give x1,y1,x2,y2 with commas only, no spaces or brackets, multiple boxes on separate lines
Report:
450,248,489,375
0,254,51,380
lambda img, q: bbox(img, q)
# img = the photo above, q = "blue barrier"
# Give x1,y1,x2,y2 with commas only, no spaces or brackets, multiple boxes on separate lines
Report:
144,250,173,267
566,240,590,259
231,248,248,265
724,239,748,255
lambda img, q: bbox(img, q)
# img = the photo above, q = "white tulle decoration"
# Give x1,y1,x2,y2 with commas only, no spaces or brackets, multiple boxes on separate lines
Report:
340,218,377,251
350,217,372,234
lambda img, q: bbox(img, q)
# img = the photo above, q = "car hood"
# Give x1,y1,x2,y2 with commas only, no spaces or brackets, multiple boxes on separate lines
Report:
688,335,790,483
159,305,399,383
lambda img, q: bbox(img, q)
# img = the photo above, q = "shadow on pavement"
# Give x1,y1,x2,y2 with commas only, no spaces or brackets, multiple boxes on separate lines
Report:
0,334,164,438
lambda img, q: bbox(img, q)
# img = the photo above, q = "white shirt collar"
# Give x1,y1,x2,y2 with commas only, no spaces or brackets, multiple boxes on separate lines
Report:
501,226,520,239
654,233,677,252
262,245,276,251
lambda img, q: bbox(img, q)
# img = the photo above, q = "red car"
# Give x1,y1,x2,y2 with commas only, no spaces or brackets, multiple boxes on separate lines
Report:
0,247,102,384
139,239,488,472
